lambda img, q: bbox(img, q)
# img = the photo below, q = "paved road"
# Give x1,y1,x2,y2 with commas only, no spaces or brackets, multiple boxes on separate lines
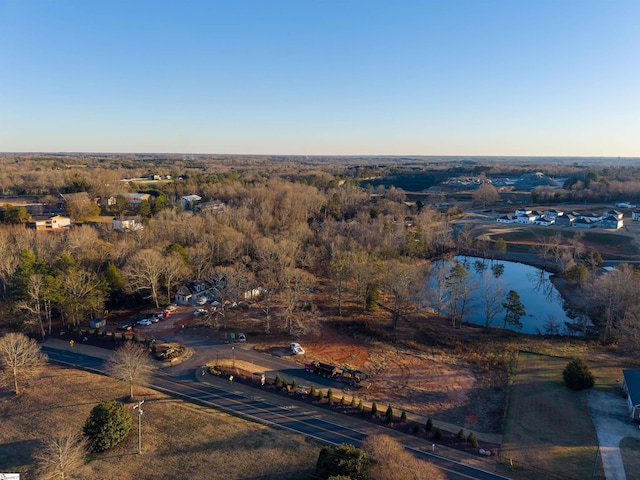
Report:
42,342,505,480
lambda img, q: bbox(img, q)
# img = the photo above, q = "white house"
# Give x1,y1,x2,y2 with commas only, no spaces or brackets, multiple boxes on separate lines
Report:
601,216,624,230
497,214,517,224
544,209,563,219
604,210,624,220
175,280,220,305
27,215,71,230
515,208,532,216
534,216,555,226
516,214,537,224
113,217,143,232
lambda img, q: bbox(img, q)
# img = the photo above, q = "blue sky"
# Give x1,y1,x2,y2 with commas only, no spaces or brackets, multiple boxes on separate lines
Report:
1,1,638,156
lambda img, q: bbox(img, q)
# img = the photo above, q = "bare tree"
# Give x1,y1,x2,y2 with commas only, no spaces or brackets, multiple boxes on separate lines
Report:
362,434,445,480
34,430,88,480
329,251,350,316
15,273,46,339
122,249,165,308
161,252,190,305
282,267,314,335
107,342,153,399
0,332,47,395
381,260,425,330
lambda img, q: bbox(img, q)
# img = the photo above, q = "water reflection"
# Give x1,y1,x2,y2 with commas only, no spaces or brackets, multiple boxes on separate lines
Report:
424,256,586,335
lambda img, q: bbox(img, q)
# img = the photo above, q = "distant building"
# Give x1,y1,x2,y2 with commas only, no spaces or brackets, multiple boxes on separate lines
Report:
601,216,624,230
554,213,575,227
573,217,598,229
632,210,640,221
534,216,554,226
180,195,202,211
604,210,624,221
543,209,563,219
497,214,517,224
27,215,71,230
113,216,143,232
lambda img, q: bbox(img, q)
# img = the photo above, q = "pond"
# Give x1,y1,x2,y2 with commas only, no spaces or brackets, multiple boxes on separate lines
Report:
422,256,587,335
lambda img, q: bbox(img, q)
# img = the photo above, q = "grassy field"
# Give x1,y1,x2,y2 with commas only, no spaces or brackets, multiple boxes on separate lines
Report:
0,365,321,479
619,437,640,480
489,226,639,257
501,351,603,480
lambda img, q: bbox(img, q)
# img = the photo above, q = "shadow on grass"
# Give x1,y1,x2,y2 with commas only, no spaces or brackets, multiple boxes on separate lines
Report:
0,439,40,471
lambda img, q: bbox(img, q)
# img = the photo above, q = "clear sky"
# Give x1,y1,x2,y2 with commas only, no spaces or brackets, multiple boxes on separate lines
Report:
1,1,638,156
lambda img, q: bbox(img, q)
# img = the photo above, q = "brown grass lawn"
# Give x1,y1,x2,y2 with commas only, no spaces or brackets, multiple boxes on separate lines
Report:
0,365,320,479
619,437,640,480
501,352,602,480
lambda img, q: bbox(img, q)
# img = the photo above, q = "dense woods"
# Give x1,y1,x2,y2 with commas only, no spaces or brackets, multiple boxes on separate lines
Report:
1,153,640,347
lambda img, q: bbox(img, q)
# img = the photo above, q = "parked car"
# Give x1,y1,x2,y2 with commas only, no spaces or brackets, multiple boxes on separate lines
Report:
290,342,305,355
150,316,159,323
193,308,207,316
238,333,246,343
137,319,152,326
117,323,132,331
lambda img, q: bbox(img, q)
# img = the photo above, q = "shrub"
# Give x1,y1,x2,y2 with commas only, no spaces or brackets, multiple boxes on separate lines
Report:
275,373,281,387
563,357,595,390
457,429,465,440
110,332,116,342
467,432,479,448
317,390,324,401
340,396,346,406
412,422,421,434
281,377,288,389
316,444,370,480
371,401,378,418
131,334,138,343
434,427,442,441
291,379,298,390
358,399,364,414
310,384,316,396
426,418,433,432
120,333,126,342
83,401,132,453
350,397,357,408
327,388,334,403
400,410,407,423
385,405,393,424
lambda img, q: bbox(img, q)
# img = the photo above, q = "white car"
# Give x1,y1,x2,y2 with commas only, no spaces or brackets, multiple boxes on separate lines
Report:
290,342,305,355
193,308,207,316
137,319,152,326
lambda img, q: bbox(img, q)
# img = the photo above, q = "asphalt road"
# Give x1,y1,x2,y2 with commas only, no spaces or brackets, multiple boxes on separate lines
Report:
42,345,511,480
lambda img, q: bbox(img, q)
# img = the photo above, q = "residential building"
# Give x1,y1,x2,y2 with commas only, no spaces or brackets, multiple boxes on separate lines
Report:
622,369,640,420
601,216,624,230
27,215,71,230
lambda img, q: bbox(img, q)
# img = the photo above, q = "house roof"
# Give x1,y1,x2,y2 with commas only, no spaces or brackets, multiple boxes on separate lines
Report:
624,369,640,406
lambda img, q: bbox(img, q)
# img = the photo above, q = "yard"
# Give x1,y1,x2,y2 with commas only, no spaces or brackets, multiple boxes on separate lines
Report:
501,351,603,480
0,365,320,479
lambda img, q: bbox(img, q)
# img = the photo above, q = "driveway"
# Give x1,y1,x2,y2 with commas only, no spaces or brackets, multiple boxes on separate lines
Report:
588,390,640,480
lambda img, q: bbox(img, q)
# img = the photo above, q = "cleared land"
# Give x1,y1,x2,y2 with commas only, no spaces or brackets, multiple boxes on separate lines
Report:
0,365,320,479
501,352,603,480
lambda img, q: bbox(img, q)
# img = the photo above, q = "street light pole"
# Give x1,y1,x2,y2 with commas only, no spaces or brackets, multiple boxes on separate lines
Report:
133,400,144,455
232,346,235,370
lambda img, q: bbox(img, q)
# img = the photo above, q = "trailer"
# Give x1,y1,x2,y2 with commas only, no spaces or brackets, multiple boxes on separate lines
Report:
305,360,339,378
304,361,369,386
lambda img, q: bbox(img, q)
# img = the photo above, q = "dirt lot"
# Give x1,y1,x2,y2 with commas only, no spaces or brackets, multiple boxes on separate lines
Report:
100,297,488,433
